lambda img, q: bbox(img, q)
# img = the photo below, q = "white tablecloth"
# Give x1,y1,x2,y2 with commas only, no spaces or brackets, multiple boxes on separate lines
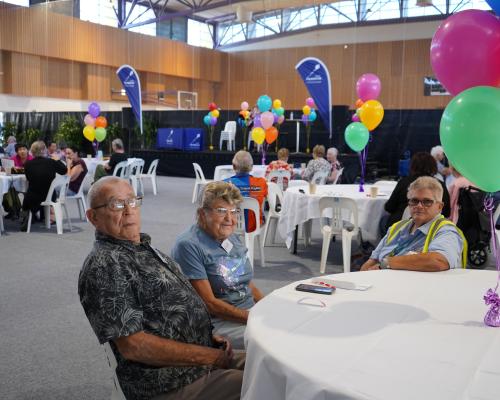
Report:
213,165,267,181
278,184,393,244
242,269,500,400
0,174,28,195
83,158,107,177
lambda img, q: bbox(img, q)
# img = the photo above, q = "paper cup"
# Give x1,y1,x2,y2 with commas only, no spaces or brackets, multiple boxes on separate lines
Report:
370,186,379,198
309,182,317,194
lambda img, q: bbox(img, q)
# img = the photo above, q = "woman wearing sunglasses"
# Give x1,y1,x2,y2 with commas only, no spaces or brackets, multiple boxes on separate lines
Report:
172,181,264,350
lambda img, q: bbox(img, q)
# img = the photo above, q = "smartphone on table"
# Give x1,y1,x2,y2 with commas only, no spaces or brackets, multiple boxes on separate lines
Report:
295,283,335,295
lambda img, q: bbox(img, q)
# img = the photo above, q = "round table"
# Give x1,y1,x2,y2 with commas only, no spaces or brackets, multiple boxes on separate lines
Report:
278,184,394,246
242,269,500,400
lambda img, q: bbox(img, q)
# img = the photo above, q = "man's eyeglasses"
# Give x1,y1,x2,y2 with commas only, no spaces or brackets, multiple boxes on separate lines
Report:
408,198,438,208
93,196,143,211
209,207,241,217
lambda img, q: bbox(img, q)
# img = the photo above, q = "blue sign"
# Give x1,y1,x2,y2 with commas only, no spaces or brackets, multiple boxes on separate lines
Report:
157,128,184,150
184,128,203,151
295,57,332,138
117,65,143,135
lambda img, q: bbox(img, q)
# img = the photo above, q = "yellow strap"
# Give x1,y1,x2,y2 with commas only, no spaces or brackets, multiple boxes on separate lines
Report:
423,218,468,268
387,219,412,245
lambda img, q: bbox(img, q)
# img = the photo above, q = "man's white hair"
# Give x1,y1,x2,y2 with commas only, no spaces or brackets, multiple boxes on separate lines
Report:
232,150,253,173
327,147,338,157
408,176,443,202
87,176,129,209
430,145,444,158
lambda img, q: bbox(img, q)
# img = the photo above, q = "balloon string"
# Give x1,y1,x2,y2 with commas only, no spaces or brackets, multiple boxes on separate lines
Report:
359,145,368,192
484,196,500,291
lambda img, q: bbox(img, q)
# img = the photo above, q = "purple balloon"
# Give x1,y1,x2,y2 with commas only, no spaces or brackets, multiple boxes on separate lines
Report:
301,114,309,124
210,116,217,126
356,73,381,101
352,114,360,122
273,113,279,124
253,114,262,128
430,10,500,96
88,102,100,118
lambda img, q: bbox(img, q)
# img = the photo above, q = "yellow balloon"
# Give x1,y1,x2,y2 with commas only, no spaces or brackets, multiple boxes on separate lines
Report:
244,110,250,119
83,125,95,142
251,127,265,145
359,100,384,131
302,105,311,115
273,99,282,109
210,109,220,118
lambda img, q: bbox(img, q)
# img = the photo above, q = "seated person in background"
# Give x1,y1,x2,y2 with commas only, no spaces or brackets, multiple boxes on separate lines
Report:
225,150,267,232
384,152,450,230
65,146,88,196
361,176,465,272
79,177,244,400
4,136,17,157
265,147,293,189
448,166,474,224
302,145,331,182
172,182,264,350
20,141,67,231
326,147,342,184
93,138,128,181
430,145,453,186
10,143,34,168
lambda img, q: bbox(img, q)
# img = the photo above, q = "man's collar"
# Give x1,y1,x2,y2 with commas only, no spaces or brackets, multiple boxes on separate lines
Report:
95,231,151,249
414,214,443,235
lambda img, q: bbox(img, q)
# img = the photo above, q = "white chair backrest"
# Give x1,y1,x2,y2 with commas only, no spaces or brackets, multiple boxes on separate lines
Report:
129,159,145,177
267,169,291,191
266,182,283,216
45,174,70,203
236,197,261,233
311,170,329,185
193,163,207,182
113,161,129,178
218,169,234,181
319,196,359,233
103,342,126,400
288,180,308,188
1,158,14,169
224,121,237,134
332,168,344,185
147,159,159,175
402,206,411,220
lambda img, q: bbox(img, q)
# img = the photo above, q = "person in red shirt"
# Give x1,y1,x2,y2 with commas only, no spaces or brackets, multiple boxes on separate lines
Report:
10,143,34,168
265,148,293,189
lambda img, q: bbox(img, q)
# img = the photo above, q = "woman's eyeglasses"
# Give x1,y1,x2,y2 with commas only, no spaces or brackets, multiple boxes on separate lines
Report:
93,196,143,211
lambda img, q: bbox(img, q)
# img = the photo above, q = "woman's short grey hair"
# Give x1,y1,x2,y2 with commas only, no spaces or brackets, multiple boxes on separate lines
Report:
7,136,16,144
327,147,338,157
30,140,46,157
87,176,127,209
408,176,443,202
197,181,243,223
430,145,444,158
112,138,124,150
232,150,253,173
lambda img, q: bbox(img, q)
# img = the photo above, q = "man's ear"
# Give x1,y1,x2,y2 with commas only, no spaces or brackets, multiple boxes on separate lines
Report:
86,209,98,226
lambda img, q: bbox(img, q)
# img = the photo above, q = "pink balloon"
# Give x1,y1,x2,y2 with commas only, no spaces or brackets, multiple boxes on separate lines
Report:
430,10,500,96
241,101,249,111
84,114,95,127
305,97,315,107
352,114,360,122
260,111,274,130
356,73,382,101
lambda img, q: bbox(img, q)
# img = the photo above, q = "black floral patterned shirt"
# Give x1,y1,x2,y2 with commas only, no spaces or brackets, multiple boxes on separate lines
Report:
78,231,213,400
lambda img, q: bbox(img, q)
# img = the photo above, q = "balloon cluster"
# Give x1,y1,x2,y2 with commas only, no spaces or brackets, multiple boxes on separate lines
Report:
203,102,219,150
250,95,284,146
301,97,316,153
83,102,107,144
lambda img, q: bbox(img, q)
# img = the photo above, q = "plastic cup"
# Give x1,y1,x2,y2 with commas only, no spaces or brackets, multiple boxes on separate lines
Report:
370,186,379,198
309,182,317,194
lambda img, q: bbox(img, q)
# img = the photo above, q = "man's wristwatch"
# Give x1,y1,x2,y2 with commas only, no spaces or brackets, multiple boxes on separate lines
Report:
379,257,391,269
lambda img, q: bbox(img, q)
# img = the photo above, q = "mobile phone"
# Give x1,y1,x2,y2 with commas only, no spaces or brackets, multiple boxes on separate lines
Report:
298,189,305,194
295,283,335,295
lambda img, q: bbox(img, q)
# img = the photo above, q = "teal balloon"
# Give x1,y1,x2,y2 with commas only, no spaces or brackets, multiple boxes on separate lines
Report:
345,122,369,152
440,86,500,192
276,107,285,116
257,95,272,112
203,115,211,126
309,110,317,122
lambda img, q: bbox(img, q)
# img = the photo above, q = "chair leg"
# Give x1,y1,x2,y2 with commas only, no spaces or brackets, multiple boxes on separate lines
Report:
63,204,72,232
257,235,266,267
342,231,352,273
45,206,51,229
262,219,271,247
53,205,63,235
192,182,198,204
81,197,88,222
26,211,32,233
152,176,157,196
303,220,312,247
245,234,254,268
320,229,332,274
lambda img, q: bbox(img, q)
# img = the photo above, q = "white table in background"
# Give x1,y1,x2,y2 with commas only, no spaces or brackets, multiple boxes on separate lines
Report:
278,184,393,246
83,158,107,177
0,174,28,195
213,165,267,181
242,269,500,400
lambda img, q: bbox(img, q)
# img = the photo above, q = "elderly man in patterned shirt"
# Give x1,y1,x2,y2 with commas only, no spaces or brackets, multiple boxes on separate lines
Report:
78,177,244,400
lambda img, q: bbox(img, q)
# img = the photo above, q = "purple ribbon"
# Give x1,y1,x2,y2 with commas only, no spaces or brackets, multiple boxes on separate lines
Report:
358,145,368,192
261,143,266,166
483,196,500,327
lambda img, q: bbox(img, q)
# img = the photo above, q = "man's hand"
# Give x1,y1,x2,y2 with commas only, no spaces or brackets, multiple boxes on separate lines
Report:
360,263,381,271
212,335,233,368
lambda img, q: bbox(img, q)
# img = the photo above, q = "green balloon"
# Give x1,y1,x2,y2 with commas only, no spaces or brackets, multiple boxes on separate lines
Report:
95,127,107,142
345,122,369,152
440,86,500,193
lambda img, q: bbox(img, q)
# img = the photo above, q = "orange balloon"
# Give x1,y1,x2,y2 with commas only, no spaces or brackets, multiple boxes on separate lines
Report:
95,116,108,128
265,127,278,144
355,99,364,108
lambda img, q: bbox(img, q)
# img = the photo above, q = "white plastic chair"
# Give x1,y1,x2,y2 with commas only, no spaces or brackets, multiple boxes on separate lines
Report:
288,180,308,188
235,197,265,267
267,170,291,192
192,163,212,204
262,182,284,246
140,159,159,195
103,342,126,400
27,174,72,235
112,161,130,179
219,121,237,151
319,196,359,274
311,170,329,185
128,159,145,196
66,173,88,221
247,136,263,152
1,158,14,169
